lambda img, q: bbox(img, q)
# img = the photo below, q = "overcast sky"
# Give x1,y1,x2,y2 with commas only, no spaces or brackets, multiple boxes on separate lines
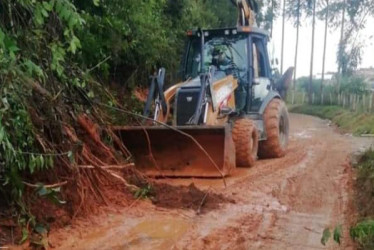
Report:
271,15,374,78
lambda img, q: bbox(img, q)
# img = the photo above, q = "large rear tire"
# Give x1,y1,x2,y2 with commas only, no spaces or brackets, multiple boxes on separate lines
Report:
232,118,258,167
259,98,289,158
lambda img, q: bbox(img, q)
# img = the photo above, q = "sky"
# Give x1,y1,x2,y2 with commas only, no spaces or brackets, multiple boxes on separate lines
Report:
271,15,374,78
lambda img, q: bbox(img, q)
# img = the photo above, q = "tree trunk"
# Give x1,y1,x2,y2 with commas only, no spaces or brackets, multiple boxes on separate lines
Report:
280,0,286,74
321,0,329,104
270,0,274,38
337,0,346,92
292,0,301,104
308,0,316,104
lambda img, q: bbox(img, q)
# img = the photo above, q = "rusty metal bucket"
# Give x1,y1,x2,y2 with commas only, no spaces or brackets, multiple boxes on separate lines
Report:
113,125,235,177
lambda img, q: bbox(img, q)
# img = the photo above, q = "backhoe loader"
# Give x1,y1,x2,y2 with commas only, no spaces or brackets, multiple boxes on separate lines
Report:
114,0,294,177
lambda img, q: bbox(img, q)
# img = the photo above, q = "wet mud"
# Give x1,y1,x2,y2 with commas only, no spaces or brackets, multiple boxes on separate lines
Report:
50,114,374,250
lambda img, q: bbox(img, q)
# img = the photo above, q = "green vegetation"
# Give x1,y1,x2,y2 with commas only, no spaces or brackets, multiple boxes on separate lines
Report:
0,0,279,244
350,220,374,249
292,75,368,98
318,148,374,249
351,149,374,249
290,105,374,135
0,1,236,205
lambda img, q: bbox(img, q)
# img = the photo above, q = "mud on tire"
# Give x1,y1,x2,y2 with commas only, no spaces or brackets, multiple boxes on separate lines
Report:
258,98,289,158
232,118,258,167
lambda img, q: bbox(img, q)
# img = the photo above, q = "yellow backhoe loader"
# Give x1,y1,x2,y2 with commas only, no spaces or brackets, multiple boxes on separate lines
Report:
114,0,294,177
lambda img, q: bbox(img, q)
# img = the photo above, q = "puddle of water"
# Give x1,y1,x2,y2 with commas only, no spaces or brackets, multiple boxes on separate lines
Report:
116,219,190,250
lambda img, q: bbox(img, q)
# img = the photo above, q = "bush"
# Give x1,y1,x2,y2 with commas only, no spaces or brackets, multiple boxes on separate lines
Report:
290,105,374,135
351,149,374,249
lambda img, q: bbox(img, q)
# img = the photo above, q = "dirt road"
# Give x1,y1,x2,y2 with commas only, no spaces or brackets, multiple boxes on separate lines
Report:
50,114,373,250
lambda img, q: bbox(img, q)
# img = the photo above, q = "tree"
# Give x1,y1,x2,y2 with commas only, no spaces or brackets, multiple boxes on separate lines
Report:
286,0,309,103
280,0,286,74
324,0,374,89
320,0,329,103
308,0,317,104
291,0,301,104
254,0,281,34
337,0,346,90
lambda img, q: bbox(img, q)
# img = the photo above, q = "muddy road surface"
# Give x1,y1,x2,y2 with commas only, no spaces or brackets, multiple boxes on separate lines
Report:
51,114,373,249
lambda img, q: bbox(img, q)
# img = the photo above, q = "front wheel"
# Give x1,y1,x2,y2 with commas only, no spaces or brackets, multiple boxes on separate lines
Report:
232,118,259,167
258,99,289,158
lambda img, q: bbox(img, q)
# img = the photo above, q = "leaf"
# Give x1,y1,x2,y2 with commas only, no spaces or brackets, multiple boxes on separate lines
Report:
47,156,54,168
20,227,29,244
68,35,81,54
39,155,44,169
67,151,75,163
0,126,5,143
333,225,342,245
29,155,36,174
51,187,61,193
42,1,53,11
93,0,100,6
321,228,331,246
41,8,49,18
34,224,47,234
23,59,44,78
51,196,67,205
37,186,49,196
0,28,5,46
87,91,95,98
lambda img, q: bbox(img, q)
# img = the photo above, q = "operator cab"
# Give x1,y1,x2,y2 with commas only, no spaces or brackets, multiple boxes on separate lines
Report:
182,27,274,113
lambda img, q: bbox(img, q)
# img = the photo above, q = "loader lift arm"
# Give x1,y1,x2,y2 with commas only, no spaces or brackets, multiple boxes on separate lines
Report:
230,0,258,28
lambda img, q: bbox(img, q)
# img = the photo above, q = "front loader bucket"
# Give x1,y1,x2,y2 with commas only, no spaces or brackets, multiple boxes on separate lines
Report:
113,125,235,177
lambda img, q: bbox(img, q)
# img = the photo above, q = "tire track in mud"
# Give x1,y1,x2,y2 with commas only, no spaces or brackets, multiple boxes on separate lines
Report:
173,114,371,250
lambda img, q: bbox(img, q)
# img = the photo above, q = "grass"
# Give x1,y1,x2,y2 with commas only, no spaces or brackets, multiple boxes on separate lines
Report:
289,105,374,135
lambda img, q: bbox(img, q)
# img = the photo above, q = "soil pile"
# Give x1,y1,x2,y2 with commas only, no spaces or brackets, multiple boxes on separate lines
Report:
152,183,233,213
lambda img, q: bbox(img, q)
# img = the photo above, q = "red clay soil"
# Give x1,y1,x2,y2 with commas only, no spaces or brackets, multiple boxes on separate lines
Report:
6,114,374,249
151,182,234,213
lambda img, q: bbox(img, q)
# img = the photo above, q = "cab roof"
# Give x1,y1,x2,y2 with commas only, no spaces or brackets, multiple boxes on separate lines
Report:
187,27,269,38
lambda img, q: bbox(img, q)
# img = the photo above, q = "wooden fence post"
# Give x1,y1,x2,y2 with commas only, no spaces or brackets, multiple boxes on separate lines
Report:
350,94,353,110
330,93,332,105
363,94,366,112
292,90,295,105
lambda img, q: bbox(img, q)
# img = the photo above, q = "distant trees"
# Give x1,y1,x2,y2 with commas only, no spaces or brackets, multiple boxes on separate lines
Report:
283,0,374,102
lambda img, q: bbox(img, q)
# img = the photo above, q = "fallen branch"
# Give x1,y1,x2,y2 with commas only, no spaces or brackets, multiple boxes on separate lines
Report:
105,170,139,192
22,181,68,189
77,163,134,169
196,189,210,215
134,117,165,178
26,79,53,100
